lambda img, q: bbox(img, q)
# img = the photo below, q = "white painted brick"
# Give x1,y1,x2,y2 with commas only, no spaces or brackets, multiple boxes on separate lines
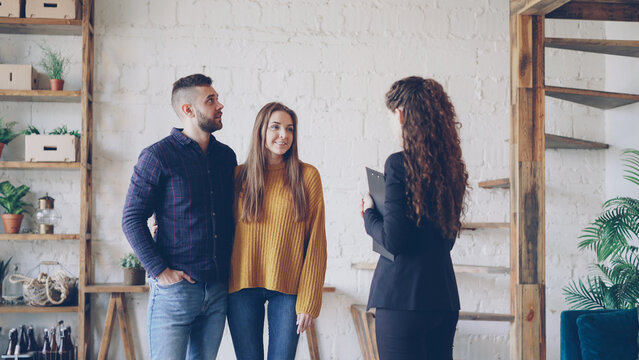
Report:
149,0,177,28
231,1,262,28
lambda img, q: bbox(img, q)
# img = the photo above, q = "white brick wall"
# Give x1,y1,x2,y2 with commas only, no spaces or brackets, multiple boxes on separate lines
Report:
0,1,612,359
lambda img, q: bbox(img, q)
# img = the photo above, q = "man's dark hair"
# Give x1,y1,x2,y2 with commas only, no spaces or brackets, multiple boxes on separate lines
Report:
171,74,212,119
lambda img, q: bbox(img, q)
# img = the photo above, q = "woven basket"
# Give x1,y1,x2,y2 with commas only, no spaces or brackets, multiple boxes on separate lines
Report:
9,267,77,307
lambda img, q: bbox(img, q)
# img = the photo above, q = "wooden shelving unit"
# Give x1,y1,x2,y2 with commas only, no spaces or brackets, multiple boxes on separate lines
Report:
545,86,639,109
0,90,81,103
0,3,94,359
0,305,79,313
546,0,639,22
546,38,639,57
479,178,510,189
0,161,81,169
545,133,608,150
0,234,81,241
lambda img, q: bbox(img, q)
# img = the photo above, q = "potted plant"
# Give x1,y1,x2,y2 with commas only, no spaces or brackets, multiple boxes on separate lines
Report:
0,181,32,234
119,253,145,285
0,257,11,298
0,117,19,158
39,44,69,91
563,149,639,309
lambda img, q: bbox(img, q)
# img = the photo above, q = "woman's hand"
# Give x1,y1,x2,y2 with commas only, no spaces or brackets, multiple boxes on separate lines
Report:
360,192,374,218
296,313,314,334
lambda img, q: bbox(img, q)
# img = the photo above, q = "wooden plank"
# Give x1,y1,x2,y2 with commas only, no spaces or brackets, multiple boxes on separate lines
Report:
350,305,378,360
546,38,639,57
97,294,117,360
517,284,546,359
0,161,81,169
545,86,639,109
306,323,320,360
78,1,95,359
352,262,510,274
0,18,82,35
459,311,515,322
0,90,81,103
84,284,149,293
547,2,639,21
115,294,136,360
462,222,510,229
0,305,78,313
0,234,80,240
323,286,336,292
479,178,511,189
511,0,570,15
545,133,609,149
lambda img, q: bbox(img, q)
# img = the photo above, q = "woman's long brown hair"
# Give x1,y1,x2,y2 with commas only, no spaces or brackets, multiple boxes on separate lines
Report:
385,77,468,239
235,102,308,222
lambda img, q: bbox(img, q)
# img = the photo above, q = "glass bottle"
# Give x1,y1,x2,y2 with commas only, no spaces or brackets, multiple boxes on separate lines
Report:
17,325,27,354
5,328,17,355
0,327,8,357
42,328,51,359
2,265,23,302
27,325,39,352
50,327,59,360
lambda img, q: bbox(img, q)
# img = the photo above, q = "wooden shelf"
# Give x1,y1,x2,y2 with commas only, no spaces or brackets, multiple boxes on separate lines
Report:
0,234,81,240
84,284,149,293
479,178,510,189
462,222,509,230
546,38,639,57
545,86,639,109
0,305,78,313
352,262,510,274
0,161,81,169
545,133,609,149
0,18,82,35
0,90,81,103
459,311,514,322
547,1,639,22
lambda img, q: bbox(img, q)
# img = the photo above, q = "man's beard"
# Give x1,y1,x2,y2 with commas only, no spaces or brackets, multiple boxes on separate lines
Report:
195,107,222,133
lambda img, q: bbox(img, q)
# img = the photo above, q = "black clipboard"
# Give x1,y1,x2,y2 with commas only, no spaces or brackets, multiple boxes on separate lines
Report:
366,167,395,262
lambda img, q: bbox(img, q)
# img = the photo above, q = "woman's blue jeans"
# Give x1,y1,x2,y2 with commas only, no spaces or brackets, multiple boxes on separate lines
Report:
228,287,300,360
147,278,227,360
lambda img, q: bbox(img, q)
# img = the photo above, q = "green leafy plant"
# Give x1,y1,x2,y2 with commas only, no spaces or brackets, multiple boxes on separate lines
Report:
0,117,20,145
22,125,41,135
119,253,142,269
563,149,639,310
39,44,68,80
0,257,11,281
49,125,80,138
0,181,32,215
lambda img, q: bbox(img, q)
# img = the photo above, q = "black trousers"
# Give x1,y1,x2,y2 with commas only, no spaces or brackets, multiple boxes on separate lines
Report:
375,308,459,360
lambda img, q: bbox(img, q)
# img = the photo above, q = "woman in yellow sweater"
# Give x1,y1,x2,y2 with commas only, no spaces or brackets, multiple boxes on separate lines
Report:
227,102,327,360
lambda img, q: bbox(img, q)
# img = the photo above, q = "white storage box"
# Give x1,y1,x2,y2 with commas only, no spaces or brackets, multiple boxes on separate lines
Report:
25,0,79,19
0,64,39,90
0,0,22,17
25,134,79,162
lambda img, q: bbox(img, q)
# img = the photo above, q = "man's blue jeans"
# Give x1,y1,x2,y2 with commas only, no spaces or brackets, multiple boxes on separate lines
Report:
147,277,227,360
227,288,300,360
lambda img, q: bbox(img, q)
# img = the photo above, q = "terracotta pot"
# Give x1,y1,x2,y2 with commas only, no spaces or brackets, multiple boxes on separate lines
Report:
2,214,24,234
122,267,146,285
0,142,4,158
50,79,65,91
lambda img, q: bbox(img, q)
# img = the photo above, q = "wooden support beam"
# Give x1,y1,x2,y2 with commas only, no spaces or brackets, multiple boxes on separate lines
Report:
547,2,639,21
511,0,570,15
97,293,136,360
510,10,546,359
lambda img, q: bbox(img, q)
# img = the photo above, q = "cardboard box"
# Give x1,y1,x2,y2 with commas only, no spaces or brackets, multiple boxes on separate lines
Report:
0,0,23,18
25,134,79,162
25,0,79,19
0,64,39,90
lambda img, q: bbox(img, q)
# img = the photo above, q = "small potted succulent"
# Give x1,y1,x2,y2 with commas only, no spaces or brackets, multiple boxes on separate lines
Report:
0,117,20,158
120,253,145,285
0,181,32,234
39,44,69,91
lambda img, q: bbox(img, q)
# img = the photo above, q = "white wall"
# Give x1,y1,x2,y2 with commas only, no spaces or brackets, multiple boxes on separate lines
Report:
605,22,639,200
0,1,612,359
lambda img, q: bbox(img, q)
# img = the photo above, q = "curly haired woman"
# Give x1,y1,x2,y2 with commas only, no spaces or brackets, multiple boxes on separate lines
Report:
361,76,468,359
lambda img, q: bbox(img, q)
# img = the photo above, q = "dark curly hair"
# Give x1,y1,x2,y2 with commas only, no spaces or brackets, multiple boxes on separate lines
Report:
385,76,468,239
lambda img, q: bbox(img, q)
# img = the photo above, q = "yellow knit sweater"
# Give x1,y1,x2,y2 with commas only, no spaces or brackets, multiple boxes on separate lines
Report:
229,162,327,318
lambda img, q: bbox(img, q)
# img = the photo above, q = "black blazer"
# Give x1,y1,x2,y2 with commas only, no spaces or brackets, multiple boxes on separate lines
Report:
364,151,460,311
